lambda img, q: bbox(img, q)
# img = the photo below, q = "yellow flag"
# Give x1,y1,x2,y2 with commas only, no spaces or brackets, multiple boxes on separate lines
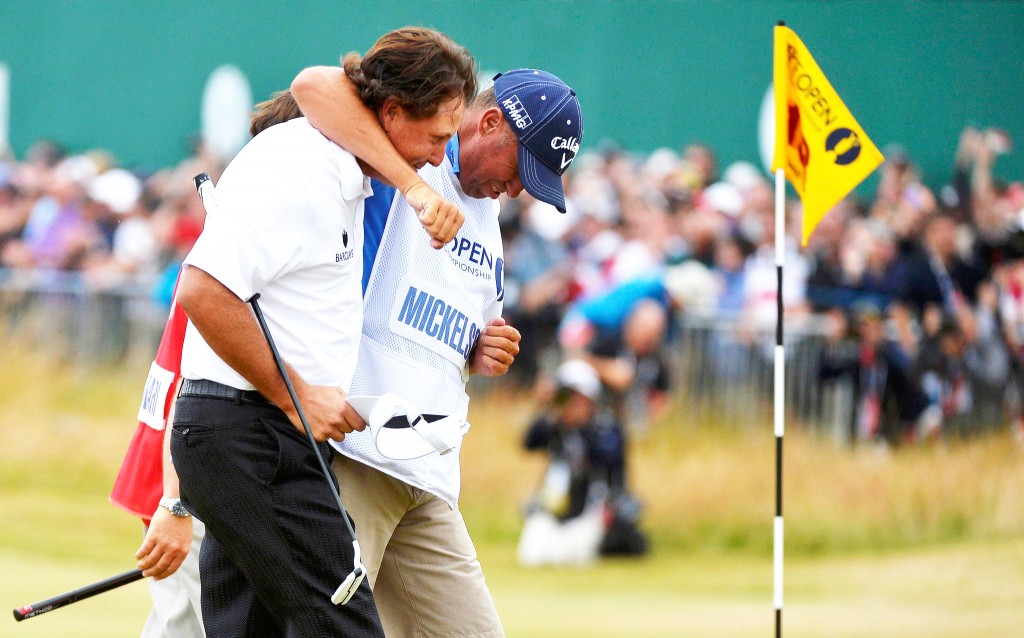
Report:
773,25,884,245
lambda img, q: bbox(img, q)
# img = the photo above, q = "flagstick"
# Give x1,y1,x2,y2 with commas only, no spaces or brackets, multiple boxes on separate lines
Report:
773,166,785,638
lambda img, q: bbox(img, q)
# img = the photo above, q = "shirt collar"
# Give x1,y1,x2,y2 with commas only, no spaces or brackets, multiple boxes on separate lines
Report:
446,135,460,175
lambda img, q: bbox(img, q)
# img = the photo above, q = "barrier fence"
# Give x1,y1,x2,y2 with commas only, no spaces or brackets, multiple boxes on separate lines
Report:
2,268,1007,441
0,268,166,364
669,313,852,442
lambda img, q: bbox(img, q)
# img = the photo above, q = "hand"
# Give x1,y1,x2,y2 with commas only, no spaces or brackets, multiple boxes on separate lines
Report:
469,317,521,377
136,508,192,580
402,181,464,249
289,384,366,442
956,126,983,167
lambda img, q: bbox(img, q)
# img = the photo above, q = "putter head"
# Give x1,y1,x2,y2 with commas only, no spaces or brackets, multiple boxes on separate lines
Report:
330,540,367,606
330,565,365,605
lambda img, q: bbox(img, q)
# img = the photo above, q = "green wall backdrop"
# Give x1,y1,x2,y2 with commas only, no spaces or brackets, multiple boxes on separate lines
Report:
1,0,1022,190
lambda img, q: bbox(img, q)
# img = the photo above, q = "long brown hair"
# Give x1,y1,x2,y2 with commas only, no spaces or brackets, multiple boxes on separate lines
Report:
249,91,301,137
343,26,476,118
249,26,477,137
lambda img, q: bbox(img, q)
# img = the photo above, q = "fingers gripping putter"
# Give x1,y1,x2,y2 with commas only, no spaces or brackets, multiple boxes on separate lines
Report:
194,173,366,605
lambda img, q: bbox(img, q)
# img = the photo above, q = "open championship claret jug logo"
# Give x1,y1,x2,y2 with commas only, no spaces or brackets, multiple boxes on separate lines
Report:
825,127,862,165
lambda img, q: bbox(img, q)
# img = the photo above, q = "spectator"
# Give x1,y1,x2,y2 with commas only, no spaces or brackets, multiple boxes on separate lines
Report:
949,126,1015,235
0,163,32,254
501,198,573,385
856,220,907,307
917,283,1010,437
819,302,937,446
705,232,755,382
870,146,936,248
1,155,104,270
741,210,811,329
711,232,753,317
517,359,646,566
895,212,987,317
82,167,159,286
997,251,1024,440
677,142,718,192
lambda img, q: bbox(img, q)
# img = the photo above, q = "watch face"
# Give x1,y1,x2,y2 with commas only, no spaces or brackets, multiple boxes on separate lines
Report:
161,498,189,517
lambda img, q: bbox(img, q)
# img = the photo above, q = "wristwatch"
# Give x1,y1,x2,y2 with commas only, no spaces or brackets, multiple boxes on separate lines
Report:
158,497,191,518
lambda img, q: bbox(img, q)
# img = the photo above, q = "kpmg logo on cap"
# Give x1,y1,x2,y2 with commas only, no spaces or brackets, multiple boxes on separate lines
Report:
501,95,532,129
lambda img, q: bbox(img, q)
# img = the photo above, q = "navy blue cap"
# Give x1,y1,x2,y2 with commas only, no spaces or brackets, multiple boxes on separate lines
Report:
493,69,583,213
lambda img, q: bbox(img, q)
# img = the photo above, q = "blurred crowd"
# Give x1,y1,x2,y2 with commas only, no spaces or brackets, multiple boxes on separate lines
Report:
493,126,1024,449
0,139,219,305
2,125,1024,450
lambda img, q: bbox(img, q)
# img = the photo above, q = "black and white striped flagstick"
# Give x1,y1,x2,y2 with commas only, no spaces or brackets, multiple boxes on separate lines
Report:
773,166,786,638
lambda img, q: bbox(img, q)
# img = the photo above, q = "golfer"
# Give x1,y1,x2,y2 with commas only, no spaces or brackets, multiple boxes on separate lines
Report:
289,65,584,636
169,27,477,637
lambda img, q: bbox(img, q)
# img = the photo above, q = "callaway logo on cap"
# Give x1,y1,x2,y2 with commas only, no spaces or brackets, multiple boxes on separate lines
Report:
494,69,584,213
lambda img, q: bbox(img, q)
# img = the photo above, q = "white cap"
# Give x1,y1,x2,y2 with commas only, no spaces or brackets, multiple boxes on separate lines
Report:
722,160,765,192
644,147,681,180
663,261,719,311
700,181,743,217
55,155,100,185
555,359,601,400
88,168,142,214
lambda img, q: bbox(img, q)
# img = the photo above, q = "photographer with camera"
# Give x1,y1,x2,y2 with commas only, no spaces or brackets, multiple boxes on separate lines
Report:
517,359,647,566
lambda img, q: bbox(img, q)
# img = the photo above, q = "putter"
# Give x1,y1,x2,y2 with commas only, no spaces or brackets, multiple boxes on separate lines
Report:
194,173,365,605
13,569,145,621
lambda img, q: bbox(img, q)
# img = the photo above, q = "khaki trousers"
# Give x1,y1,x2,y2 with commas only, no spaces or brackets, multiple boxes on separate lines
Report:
333,454,504,638
141,517,206,638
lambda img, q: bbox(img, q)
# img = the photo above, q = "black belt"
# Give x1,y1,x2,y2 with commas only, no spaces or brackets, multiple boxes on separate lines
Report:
178,378,271,405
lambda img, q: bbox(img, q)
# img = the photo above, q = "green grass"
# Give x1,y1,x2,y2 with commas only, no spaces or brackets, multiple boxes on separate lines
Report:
487,539,1024,638
463,392,1024,556
6,537,1024,637
2,347,1024,636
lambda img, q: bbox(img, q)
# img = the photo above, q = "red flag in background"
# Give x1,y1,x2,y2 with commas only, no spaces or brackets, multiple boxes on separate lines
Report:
110,274,188,523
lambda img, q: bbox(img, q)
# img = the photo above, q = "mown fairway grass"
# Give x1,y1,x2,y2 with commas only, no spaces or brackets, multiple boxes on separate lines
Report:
2,347,1023,636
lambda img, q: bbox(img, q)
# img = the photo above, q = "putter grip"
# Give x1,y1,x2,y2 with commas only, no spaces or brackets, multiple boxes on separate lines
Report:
13,569,144,621
194,172,218,215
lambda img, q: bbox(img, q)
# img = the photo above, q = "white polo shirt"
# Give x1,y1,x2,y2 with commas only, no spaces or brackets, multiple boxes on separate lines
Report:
181,117,372,391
